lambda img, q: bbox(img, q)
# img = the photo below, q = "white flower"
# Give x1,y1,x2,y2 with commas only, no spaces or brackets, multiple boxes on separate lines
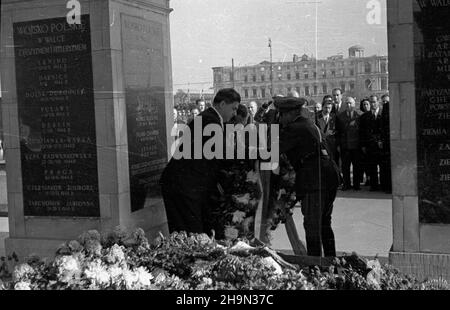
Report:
122,270,139,289
135,267,153,287
55,256,81,283
84,260,110,287
233,193,251,205
108,266,123,280
202,277,213,286
153,272,167,285
224,226,239,240
14,281,31,290
246,171,259,183
366,259,383,289
261,257,283,275
232,211,247,224
13,264,35,282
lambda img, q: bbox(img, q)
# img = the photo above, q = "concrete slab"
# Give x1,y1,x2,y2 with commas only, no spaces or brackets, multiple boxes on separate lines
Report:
270,190,393,259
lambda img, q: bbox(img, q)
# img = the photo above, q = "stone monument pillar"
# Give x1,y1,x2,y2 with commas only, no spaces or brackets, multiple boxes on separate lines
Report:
0,0,173,259
388,0,450,280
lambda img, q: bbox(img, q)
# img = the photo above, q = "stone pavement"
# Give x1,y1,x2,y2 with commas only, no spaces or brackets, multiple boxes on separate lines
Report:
270,189,392,260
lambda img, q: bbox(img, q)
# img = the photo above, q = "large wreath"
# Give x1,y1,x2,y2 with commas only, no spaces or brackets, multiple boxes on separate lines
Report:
211,160,262,241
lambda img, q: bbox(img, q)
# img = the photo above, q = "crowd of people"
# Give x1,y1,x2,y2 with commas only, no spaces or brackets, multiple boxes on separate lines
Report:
162,87,392,258
313,89,391,194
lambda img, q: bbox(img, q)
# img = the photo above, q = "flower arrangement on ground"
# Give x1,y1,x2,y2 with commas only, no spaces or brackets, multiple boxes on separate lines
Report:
1,228,448,290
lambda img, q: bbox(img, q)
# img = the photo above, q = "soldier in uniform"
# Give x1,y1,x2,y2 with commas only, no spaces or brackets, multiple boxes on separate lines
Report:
277,97,340,257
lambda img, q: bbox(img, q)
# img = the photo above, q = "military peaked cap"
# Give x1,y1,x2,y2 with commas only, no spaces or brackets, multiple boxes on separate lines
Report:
274,97,309,112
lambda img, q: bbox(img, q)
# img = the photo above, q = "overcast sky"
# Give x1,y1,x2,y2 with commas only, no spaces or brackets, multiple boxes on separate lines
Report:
169,0,387,93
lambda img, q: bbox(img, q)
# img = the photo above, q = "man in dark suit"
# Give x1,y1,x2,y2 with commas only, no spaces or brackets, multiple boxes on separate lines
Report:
380,94,392,193
278,97,340,257
160,88,240,235
359,95,383,191
316,100,337,163
331,88,347,115
336,97,362,191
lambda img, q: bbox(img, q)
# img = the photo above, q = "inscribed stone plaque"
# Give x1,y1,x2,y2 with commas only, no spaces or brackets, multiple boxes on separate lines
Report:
121,14,167,212
414,1,450,223
14,15,100,217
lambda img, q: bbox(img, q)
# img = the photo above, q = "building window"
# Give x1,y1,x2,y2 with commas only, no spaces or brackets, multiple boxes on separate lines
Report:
244,75,248,83
381,77,388,90
381,62,387,73
340,82,346,92
261,75,265,82
365,79,373,90
340,69,344,76
350,82,355,90
252,75,256,82
252,88,258,97
365,62,371,74
304,64,308,69
305,86,310,96
287,65,290,70
314,85,318,95
331,70,336,77
296,86,301,94
304,72,309,79
287,73,291,80
278,73,283,80
287,86,292,93
322,71,326,78
313,72,317,79
244,89,249,98
349,69,354,76
261,88,266,98
321,63,325,68
322,83,328,94
296,72,300,80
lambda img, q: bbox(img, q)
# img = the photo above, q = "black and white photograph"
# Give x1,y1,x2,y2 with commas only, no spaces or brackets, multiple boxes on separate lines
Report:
0,0,450,296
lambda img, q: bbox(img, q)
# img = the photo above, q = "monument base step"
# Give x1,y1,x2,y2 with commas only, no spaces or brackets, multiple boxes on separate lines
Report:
389,251,450,282
4,237,66,262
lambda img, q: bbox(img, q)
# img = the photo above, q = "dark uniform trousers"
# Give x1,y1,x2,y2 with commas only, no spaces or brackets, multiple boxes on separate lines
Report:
301,188,337,257
342,148,361,188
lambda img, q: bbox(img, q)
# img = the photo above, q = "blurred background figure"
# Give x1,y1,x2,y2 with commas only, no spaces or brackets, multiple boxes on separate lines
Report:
360,95,383,191
196,99,206,113
246,101,258,123
287,90,300,98
316,100,338,164
336,97,362,191
331,88,347,115
191,107,200,118
380,94,391,193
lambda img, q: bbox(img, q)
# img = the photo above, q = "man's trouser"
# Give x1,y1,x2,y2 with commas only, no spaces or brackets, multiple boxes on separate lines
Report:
341,148,361,188
301,188,337,257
